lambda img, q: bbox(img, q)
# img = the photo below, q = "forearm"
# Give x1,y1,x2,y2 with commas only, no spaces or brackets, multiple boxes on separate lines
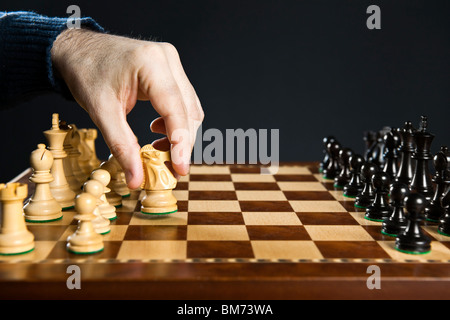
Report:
0,11,104,108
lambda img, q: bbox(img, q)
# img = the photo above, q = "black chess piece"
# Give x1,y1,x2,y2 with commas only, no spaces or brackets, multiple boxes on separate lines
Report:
382,129,398,180
355,163,379,209
365,172,393,221
334,148,353,188
395,121,416,185
320,136,337,173
323,141,341,180
363,131,377,162
395,193,431,254
343,154,365,198
410,116,435,201
381,182,410,237
425,146,449,222
438,188,450,237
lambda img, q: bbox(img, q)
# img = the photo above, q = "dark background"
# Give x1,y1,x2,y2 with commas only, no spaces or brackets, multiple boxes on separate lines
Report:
0,0,449,182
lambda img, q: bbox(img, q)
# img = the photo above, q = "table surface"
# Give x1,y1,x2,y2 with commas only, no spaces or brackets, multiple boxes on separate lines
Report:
1,162,449,300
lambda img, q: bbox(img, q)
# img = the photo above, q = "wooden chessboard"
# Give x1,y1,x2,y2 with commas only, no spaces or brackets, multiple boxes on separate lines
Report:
1,162,450,299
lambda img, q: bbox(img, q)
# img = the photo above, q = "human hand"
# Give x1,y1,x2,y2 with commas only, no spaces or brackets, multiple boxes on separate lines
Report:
51,28,204,189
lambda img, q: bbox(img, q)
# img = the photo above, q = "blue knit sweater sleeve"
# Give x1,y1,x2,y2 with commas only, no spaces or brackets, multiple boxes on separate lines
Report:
0,11,104,108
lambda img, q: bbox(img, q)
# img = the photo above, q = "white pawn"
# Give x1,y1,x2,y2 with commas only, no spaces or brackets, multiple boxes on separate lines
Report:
90,169,117,221
83,180,111,235
23,144,63,222
107,154,130,197
99,161,122,207
0,183,35,255
66,192,104,254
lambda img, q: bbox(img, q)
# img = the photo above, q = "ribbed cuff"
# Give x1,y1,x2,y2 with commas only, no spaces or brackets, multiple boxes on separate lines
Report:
0,11,104,107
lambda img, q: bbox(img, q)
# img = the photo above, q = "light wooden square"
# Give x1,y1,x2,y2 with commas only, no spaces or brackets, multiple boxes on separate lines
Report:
304,225,374,241
130,211,188,225
189,165,230,174
231,174,276,182
242,212,302,225
252,241,323,260
187,225,249,241
328,190,355,202
188,181,235,191
348,212,381,226
266,166,311,175
188,200,241,212
178,174,190,182
116,199,139,213
289,201,347,212
102,225,128,241
173,190,188,201
236,190,287,201
277,182,327,191
378,241,450,262
117,240,187,260
0,241,56,263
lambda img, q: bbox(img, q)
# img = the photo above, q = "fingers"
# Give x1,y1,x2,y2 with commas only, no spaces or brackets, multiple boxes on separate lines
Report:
139,50,191,176
88,99,143,190
161,44,204,149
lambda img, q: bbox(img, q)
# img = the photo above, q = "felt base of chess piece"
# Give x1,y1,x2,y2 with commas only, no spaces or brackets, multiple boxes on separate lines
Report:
141,190,178,215
0,183,35,255
395,193,431,255
381,217,408,237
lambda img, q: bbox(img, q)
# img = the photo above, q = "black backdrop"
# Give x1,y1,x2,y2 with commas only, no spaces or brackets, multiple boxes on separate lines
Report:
0,0,449,182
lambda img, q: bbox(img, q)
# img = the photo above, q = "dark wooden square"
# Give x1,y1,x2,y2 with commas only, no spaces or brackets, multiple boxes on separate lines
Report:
46,241,122,259
239,201,293,212
189,174,232,181
189,191,237,200
274,175,318,182
296,212,359,225
283,191,335,201
246,226,311,240
315,241,391,259
26,225,69,241
124,225,187,240
187,241,254,259
188,212,245,225
233,182,280,190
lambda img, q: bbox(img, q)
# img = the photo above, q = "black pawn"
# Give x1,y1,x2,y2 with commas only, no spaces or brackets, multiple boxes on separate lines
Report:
323,141,341,180
365,172,393,222
425,146,449,222
320,136,337,173
343,154,365,198
395,193,431,254
395,121,416,185
410,116,435,200
438,188,450,237
382,129,398,180
381,182,410,237
355,163,379,209
334,148,353,188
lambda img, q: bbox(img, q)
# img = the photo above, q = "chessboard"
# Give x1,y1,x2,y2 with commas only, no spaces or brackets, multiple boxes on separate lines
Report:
1,162,450,299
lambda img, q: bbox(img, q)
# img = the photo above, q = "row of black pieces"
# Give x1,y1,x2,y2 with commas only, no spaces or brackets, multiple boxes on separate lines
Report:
319,117,450,255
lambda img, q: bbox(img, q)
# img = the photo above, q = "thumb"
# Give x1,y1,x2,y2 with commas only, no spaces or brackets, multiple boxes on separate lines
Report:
90,102,143,190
